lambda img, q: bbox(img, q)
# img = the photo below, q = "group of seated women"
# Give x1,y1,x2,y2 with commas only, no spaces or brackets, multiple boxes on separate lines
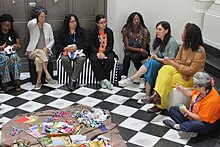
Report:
116,11,220,139
0,6,116,92
1,6,220,139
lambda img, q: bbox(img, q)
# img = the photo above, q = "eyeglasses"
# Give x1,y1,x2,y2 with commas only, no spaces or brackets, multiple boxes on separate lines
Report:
69,20,76,23
193,84,202,88
98,21,107,24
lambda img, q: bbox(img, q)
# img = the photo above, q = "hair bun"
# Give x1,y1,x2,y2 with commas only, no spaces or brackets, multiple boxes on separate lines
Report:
32,6,47,19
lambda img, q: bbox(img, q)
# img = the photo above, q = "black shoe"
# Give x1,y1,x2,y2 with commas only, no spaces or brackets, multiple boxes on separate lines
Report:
0,83,7,93
15,80,21,92
162,119,178,130
69,81,79,91
147,106,162,113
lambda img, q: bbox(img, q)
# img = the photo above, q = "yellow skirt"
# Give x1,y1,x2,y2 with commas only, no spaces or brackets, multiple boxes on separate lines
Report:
154,65,194,109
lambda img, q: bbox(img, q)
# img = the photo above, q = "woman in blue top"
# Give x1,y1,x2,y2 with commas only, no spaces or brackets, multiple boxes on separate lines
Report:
119,21,179,104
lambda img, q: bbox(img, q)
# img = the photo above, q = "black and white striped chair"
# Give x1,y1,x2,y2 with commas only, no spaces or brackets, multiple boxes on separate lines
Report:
56,55,119,85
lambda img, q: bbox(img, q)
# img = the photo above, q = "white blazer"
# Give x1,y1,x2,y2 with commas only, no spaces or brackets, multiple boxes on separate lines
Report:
26,18,54,52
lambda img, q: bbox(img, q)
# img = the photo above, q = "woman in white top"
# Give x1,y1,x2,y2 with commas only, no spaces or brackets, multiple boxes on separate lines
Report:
26,6,56,90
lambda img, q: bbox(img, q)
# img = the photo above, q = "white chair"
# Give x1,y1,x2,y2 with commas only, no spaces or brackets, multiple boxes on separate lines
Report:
56,55,119,85
166,88,194,110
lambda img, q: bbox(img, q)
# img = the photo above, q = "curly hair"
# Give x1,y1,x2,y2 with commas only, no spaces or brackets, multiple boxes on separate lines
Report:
62,14,80,35
152,21,171,52
183,23,203,51
31,6,47,20
121,12,150,48
0,13,16,39
0,13,14,24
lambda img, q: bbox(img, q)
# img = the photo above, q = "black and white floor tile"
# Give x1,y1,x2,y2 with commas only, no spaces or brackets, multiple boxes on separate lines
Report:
0,73,220,147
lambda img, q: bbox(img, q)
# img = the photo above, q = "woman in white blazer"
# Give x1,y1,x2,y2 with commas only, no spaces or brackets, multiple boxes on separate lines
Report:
26,6,56,90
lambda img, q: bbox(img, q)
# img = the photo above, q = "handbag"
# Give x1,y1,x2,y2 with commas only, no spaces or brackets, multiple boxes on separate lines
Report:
64,49,85,60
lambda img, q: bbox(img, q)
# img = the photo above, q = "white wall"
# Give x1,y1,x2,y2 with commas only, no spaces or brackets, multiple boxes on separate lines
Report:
203,1,220,49
107,0,215,63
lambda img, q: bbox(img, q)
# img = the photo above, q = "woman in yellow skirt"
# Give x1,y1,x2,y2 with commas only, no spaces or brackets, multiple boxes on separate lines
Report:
144,23,206,113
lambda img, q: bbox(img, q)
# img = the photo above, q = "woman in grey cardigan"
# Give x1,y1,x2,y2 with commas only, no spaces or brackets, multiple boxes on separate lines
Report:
26,6,56,90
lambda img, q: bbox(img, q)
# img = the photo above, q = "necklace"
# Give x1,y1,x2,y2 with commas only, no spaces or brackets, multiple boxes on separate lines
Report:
189,92,207,112
69,32,76,44
98,32,107,53
130,31,139,46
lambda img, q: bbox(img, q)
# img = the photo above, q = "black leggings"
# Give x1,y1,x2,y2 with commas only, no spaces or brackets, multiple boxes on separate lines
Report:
122,51,147,76
90,53,114,81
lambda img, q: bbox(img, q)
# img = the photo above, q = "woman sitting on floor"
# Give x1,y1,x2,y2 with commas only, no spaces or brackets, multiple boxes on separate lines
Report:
144,23,206,113
119,21,178,104
163,72,220,139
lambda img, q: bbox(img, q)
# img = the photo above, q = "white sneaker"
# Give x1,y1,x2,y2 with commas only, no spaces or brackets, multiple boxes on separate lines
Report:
137,95,149,104
121,75,127,80
178,131,198,139
100,80,107,89
118,78,133,87
139,78,145,89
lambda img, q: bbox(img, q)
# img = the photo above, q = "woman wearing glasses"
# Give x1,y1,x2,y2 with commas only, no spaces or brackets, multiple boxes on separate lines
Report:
26,6,56,90
56,14,89,91
89,14,116,90
163,72,220,138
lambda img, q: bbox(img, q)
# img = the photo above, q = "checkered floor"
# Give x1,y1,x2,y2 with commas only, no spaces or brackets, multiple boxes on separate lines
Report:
0,73,220,147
